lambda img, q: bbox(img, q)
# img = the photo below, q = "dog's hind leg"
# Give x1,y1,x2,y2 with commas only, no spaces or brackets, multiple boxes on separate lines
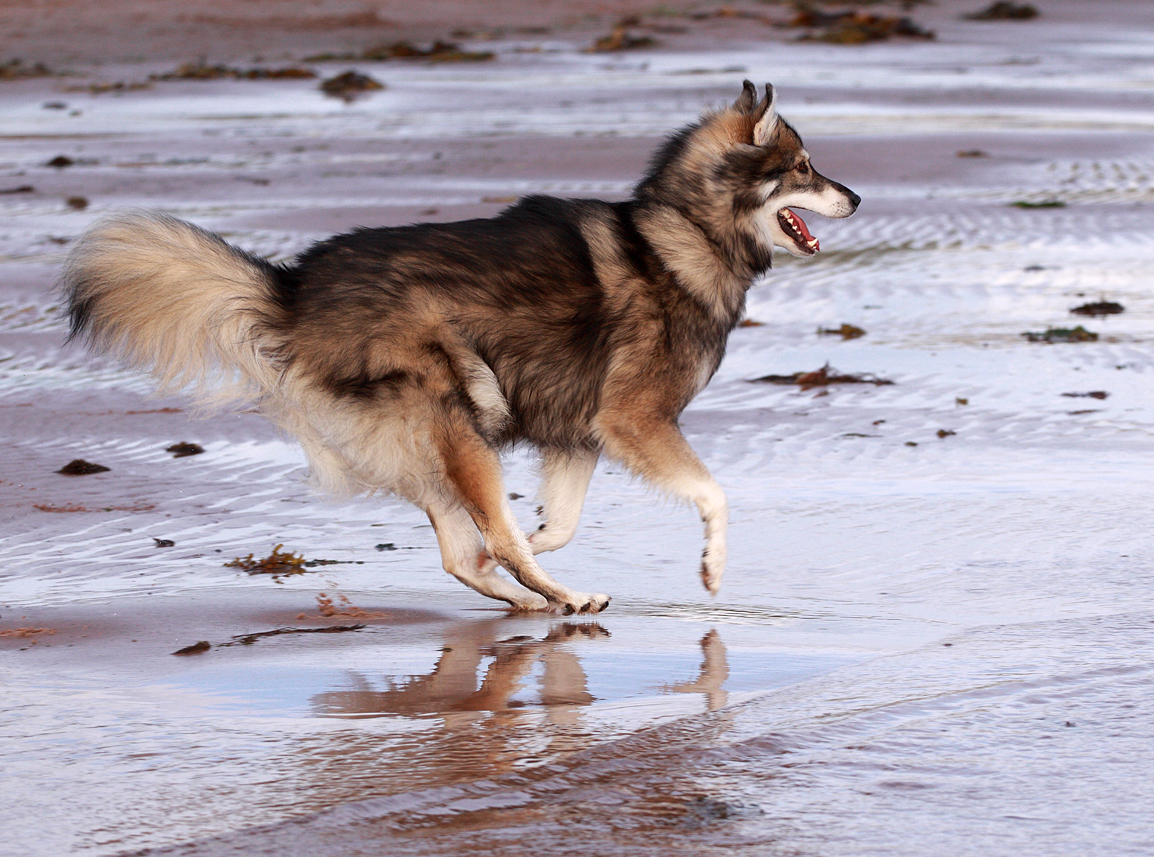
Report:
427,500,548,611
436,421,610,615
596,417,728,594
529,449,599,553
473,448,597,576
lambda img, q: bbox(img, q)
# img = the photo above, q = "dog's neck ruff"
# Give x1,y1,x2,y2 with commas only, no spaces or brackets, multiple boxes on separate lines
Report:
634,203,750,328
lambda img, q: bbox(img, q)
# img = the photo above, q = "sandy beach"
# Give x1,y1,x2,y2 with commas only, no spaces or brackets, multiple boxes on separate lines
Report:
3,1,1154,854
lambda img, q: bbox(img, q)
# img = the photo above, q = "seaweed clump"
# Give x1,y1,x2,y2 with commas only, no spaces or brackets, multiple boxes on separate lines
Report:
166,442,205,458
752,363,894,390
226,544,307,576
1071,301,1124,317
320,71,385,102
790,5,935,43
56,459,110,475
588,23,660,52
817,323,867,340
0,59,52,80
1022,326,1098,343
362,40,494,62
153,64,316,81
964,3,1038,21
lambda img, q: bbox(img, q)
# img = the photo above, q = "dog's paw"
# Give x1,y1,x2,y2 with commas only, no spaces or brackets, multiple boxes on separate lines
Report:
700,547,726,594
549,593,611,615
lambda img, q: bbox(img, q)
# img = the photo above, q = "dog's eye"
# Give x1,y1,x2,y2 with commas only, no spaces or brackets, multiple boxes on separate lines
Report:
796,161,811,175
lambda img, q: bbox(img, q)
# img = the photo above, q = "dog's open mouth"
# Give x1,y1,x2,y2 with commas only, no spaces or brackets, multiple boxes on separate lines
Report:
778,208,820,255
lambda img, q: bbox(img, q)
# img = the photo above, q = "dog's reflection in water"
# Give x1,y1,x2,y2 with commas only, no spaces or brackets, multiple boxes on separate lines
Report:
312,622,731,721
303,622,731,795
665,629,730,711
312,621,608,722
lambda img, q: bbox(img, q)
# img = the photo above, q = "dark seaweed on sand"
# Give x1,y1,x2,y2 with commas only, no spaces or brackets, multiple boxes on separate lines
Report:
964,2,1039,21
222,625,366,646
319,71,385,102
361,40,494,62
0,59,52,80
1071,301,1124,317
1022,326,1098,343
1062,391,1108,400
171,625,365,655
817,323,867,340
166,442,205,458
56,459,110,475
587,24,660,52
225,544,306,575
752,363,894,390
789,6,935,43
152,63,316,81
225,545,364,579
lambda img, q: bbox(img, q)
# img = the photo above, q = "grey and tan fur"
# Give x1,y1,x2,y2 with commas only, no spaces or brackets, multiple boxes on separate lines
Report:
61,81,859,614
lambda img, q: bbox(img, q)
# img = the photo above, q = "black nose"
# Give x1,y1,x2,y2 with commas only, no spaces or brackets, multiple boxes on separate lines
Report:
848,190,862,209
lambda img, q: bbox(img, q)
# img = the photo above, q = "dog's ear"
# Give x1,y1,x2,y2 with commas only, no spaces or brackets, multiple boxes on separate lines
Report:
752,83,779,146
733,79,759,114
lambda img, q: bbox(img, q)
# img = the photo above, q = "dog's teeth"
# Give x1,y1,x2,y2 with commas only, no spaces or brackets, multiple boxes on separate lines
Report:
781,207,818,251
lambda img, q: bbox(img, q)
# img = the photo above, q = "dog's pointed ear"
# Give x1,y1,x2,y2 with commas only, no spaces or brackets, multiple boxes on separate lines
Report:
733,79,759,114
752,83,779,146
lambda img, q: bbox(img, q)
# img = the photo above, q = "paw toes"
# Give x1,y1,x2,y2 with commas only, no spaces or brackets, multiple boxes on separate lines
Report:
701,553,725,594
701,575,722,594
549,594,611,615
581,595,611,614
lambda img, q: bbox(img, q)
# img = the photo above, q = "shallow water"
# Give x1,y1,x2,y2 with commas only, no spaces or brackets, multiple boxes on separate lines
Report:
3,4,1154,855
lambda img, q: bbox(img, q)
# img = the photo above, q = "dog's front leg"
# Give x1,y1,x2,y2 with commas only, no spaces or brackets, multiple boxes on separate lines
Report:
596,417,729,593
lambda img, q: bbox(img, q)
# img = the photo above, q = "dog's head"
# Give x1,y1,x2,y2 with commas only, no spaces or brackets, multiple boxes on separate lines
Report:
730,80,861,258
639,80,860,267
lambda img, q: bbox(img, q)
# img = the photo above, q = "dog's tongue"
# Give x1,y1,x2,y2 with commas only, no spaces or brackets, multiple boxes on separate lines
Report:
784,207,818,250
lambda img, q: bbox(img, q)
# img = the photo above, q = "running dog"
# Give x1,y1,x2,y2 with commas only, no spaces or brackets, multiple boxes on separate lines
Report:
61,81,859,614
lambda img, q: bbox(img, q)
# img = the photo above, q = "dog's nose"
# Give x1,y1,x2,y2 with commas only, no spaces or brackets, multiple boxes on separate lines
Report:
847,190,862,210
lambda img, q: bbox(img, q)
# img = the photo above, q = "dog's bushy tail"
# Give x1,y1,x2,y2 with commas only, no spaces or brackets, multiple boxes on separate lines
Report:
61,211,287,406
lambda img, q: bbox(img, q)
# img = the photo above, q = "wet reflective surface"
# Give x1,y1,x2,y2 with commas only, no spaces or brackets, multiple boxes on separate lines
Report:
4,3,1154,855
3,598,865,854
6,600,1153,856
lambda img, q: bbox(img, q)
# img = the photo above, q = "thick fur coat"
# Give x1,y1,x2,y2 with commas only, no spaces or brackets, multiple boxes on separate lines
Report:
62,81,859,613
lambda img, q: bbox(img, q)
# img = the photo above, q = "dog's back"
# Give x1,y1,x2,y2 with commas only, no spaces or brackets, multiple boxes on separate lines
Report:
280,196,632,451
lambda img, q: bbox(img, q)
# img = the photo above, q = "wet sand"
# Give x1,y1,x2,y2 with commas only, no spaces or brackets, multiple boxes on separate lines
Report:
3,1,1154,855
